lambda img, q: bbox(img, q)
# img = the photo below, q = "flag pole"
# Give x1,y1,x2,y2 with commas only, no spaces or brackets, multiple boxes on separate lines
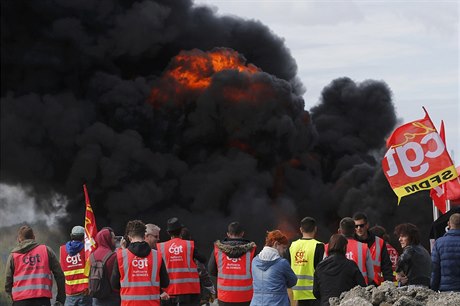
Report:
432,201,439,221
446,199,451,212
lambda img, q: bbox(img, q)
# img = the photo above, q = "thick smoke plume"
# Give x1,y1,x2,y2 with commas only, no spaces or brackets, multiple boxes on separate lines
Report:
1,0,433,249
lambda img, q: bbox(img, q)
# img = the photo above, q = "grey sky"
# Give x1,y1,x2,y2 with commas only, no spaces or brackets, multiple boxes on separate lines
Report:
194,0,459,164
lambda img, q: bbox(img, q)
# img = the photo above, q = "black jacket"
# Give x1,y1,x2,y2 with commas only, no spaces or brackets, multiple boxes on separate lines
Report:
313,253,366,306
396,244,431,287
208,237,256,277
355,231,394,281
111,241,169,290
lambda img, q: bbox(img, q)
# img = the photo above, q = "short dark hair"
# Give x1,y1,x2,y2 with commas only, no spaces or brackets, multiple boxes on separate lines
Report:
394,223,420,245
339,217,355,237
353,212,368,222
125,220,146,239
328,234,348,255
227,222,244,236
369,225,390,242
300,217,316,233
180,227,192,240
70,233,84,242
18,225,34,241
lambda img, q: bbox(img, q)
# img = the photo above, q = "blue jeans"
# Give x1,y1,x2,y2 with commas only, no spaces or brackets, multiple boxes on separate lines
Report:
65,294,92,306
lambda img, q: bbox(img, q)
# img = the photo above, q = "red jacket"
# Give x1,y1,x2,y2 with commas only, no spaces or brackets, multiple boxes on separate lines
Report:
213,244,255,302
60,245,88,295
157,238,200,295
118,248,162,306
12,245,53,301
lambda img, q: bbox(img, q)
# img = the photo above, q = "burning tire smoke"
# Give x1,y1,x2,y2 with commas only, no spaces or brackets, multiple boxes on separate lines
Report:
1,0,433,248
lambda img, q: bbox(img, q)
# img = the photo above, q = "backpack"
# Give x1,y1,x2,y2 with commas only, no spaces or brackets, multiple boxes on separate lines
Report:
89,251,114,299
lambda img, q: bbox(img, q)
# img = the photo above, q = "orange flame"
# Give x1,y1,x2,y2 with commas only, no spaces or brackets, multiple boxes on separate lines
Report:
149,48,261,108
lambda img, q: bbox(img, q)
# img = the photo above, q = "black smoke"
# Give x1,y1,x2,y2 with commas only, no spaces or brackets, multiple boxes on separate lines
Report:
1,0,433,250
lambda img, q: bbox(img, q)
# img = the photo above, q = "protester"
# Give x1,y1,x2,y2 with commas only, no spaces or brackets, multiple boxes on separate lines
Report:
60,226,91,306
313,234,366,306
431,213,460,291
5,225,66,306
157,217,205,306
90,227,119,306
208,221,256,306
394,223,431,287
250,230,297,306
181,227,216,306
353,212,393,285
111,220,169,305
145,224,161,250
369,225,399,283
331,217,374,285
287,217,324,306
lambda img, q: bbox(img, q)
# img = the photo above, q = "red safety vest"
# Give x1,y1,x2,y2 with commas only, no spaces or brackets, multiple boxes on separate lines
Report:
385,243,399,283
12,244,53,301
213,244,255,302
117,248,161,306
60,245,88,295
157,238,200,295
344,239,370,285
369,236,385,285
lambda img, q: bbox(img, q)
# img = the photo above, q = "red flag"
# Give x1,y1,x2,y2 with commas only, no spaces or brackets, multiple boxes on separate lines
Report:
430,121,447,213
446,167,460,201
83,184,98,275
382,108,458,202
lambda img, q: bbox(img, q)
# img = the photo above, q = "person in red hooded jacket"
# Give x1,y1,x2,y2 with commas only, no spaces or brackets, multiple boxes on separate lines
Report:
90,227,119,306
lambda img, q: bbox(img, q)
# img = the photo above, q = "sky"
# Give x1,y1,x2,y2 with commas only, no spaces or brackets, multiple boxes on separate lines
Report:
194,0,459,164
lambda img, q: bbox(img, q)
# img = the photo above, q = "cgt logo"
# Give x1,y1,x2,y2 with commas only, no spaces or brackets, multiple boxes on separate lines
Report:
226,256,241,263
66,253,82,265
168,243,183,255
132,258,148,269
23,254,41,266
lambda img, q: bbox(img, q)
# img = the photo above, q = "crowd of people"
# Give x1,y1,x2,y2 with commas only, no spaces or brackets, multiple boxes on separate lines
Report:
4,212,460,306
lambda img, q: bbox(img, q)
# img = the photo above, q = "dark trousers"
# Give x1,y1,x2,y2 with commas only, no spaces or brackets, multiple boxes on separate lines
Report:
161,294,201,306
297,299,320,306
13,298,51,306
218,301,250,306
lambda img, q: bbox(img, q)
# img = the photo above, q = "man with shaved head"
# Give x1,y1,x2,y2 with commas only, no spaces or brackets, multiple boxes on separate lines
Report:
431,213,460,292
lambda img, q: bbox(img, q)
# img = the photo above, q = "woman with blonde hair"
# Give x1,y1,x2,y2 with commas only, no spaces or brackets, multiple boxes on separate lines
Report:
250,230,297,306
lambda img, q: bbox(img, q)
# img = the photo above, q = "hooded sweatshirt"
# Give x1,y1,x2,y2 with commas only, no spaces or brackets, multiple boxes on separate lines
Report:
91,228,117,289
250,246,297,306
5,239,66,304
110,241,170,290
313,253,366,306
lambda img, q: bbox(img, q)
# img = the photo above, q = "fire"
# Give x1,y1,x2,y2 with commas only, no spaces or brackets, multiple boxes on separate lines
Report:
149,48,261,108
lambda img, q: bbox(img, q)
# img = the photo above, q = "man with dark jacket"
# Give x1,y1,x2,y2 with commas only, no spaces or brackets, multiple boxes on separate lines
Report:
5,225,66,306
208,221,256,306
353,212,393,285
431,213,460,291
111,220,169,305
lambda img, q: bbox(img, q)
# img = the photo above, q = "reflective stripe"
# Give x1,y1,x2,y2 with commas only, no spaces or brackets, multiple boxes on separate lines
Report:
167,268,198,273
186,241,191,267
13,273,52,281
217,284,252,291
63,269,85,276
292,286,313,290
120,249,159,287
357,243,363,270
217,250,251,280
121,294,160,300
169,278,200,284
65,278,89,285
372,237,382,265
295,275,314,280
12,284,52,293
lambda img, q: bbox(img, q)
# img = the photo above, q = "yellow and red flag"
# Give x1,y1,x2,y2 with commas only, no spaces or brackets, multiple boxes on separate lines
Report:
382,109,458,202
83,184,98,275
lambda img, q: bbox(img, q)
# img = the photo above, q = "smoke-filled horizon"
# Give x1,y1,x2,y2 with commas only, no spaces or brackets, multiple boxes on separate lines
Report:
1,0,433,250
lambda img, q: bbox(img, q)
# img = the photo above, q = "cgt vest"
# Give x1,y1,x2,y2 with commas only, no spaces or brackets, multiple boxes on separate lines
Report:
213,244,255,302
345,239,370,285
117,248,162,306
60,245,88,295
290,239,320,300
157,238,200,295
369,236,385,285
12,244,53,301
